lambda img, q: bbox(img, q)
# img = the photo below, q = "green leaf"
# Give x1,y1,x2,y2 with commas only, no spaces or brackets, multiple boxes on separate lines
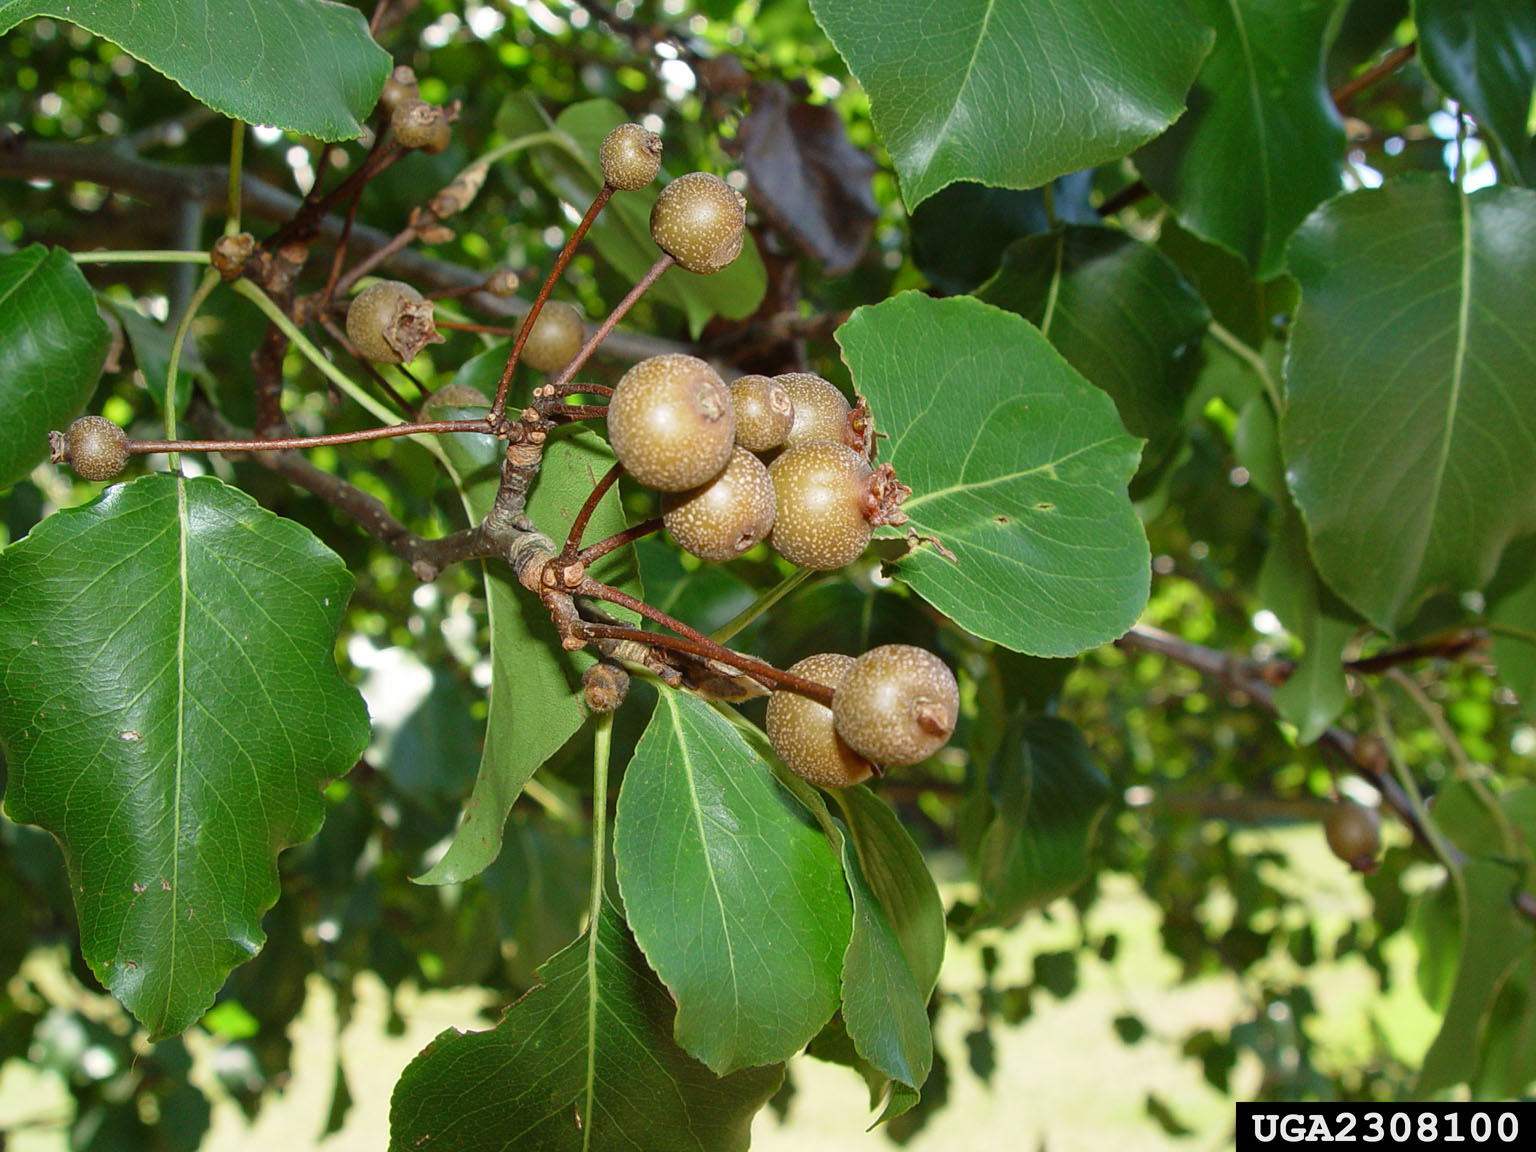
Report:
388,901,783,1152
808,0,1211,207
836,829,932,1097
1487,537,1536,720
0,1,389,141
1416,860,1535,1096
1136,0,1345,278
832,786,945,999
503,95,766,338
1281,181,1536,632
1157,218,1295,351
837,292,1149,657
965,712,1111,931
0,246,109,490
100,296,205,415
0,473,368,1037
416,407,637,885
613,691,850,1074
977,225,1210,477
1415,0,1536,185
1476,954,1536,1099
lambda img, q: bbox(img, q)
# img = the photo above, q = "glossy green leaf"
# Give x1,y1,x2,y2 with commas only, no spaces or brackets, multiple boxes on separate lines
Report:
613,691,849,1074
1415,0,1536,185
1158,218,1295,350
1475,954,1536,1099
416,403,637,885
388,901,783,1152
836,829,932,1097
0,1,388,140
1136,0,1345,278
502,95,766,338
977,225,1210,476
1282,181,1536,632
832,786,945,999
809,0,1211,207
965,712,1111,931
1416,860,1535,1096
0,246,109,490
0,473,368,1038
838,292,1149,657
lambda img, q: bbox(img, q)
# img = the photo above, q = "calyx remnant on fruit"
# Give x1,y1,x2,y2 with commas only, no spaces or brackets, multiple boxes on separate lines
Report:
650,172,746,274
607,353,736,492
766,653,873,789
600,123,663,190
345,280,445,365
833,644,958,767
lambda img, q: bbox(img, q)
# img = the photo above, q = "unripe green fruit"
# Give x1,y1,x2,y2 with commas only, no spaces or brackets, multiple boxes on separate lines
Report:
607,354,736,492
663,447,776,562
833,644,959,767
391,99,450,153
519,300,586,374
66,415,129,482
768,440,872,570
346,280,442,365
650,172,746,274
777,373,852,450
1324,801,1381,871
766,653,873,789
600,123,663,190
729,375,795,452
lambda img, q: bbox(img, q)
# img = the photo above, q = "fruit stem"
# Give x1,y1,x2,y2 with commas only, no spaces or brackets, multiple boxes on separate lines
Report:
576,617,836,705
126,420,491,456
548,253,675,393
560,462,625,561
489,185,614,422
710,566,812,645
578,517,663,566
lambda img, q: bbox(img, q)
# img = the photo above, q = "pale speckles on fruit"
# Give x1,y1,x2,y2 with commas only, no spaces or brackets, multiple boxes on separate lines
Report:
766,653,873,789
729,375,795,452
345,280,444,365
65,415,129,482
391,98,451,153
832,644,958,767
663,447,776,562
607,353,736,492
776,373,851,450
650,172,746,274
600,123,663,190
768,439,873,570
519,300,586,373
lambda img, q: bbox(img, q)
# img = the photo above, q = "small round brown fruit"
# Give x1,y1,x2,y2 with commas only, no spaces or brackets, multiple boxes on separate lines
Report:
729,375,795,453
768,440,873,570
766,653,873,789
607,354,736,492
391,99,451,153
833,644,959,767
419,382,491,419
345,280,443,365
650,172,746,274
600,123,663,191
66,415,129,482
518,301,585,374
1324,801,1381,871
378,65,419,117
1353,732,1390,776
776,373,852,450
663,447,775,562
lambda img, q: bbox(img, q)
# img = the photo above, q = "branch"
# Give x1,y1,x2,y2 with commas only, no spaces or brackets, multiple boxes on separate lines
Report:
0,139,688,366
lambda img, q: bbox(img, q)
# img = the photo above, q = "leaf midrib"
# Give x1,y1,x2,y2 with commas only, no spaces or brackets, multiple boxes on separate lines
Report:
1226,0,1273,253
166,474,190,1027
919,0,998,182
